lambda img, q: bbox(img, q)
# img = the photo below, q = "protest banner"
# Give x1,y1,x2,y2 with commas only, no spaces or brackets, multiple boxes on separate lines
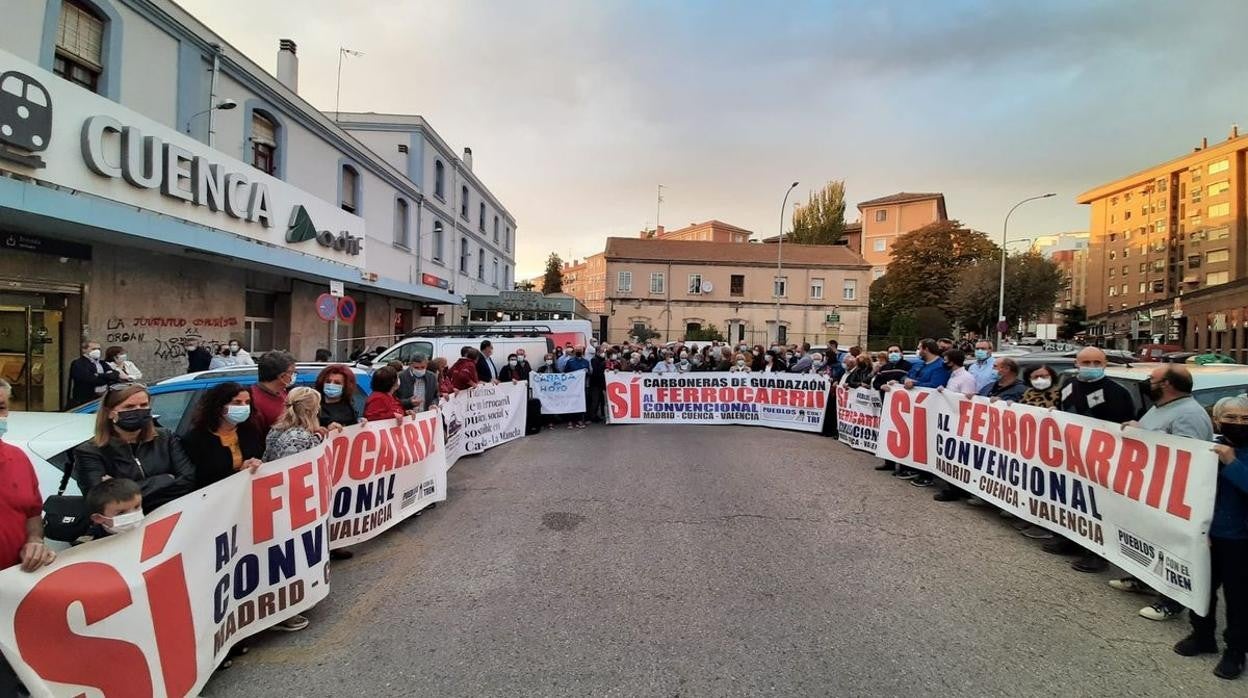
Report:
530,369,587,414
835,384,881,452
442,381,528,467
606,372,831,432
0,452,333,697
874,387,1217,613
324,412,448,549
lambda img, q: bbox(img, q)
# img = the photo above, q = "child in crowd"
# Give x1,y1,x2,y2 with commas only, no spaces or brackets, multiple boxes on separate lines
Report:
81,478,144,542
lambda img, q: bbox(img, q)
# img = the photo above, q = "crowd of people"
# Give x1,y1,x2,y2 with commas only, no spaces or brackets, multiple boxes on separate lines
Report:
2,333,1244,686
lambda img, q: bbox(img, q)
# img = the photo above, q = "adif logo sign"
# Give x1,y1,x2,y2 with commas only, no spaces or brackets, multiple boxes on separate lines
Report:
287,205,362,256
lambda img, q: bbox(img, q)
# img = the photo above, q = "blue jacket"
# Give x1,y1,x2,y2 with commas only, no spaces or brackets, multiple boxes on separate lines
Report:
907,357,951,389
563,357,591,374
1213,444,1248,539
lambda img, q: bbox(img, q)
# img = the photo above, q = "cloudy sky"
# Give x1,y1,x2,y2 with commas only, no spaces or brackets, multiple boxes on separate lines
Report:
183,0,1248,278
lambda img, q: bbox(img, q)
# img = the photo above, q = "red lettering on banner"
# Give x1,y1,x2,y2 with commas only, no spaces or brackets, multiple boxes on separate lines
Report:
144,556,197,697
389,425,412,466
1168,450,1193,520
912,392,930,465
1085,428,1117,488
348,431,377,481
251,473,284,544
1038,417,1062,468
700,387,716,403
419,416,438,455
956,400,973,438
607,381,629,418
289,462,317,530
1062,424,1089,479
774,390,789,406
14,563,153,695
791,390,806,408
1002,409,1019,454
375,429,396,473
316,447,332,516
986,404,1001,448
1146,444,1170,509
886,391,912,460
404,423,425,461
969,402,988,443
1113,437,1149,500
326,435,349,485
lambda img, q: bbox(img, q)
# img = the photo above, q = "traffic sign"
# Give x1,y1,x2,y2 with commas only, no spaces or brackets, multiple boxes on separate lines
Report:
315,293,338,322
329,280,344,298
996,320,1009,334
337,295,358,323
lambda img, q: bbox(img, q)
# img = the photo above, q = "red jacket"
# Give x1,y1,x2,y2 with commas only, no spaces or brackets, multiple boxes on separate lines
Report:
363,391,405,422
450,357,479,391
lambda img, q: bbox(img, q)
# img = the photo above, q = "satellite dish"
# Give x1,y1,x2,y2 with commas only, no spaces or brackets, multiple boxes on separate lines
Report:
702,281,714,293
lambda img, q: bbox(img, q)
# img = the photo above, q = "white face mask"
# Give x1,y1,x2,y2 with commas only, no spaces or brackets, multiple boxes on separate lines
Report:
104,510,144,534
88,349,101,360
118,354,128,363
1031,377,1052,391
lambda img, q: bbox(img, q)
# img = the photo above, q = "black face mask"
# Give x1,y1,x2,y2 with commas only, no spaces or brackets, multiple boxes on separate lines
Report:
1221,423,1248,446
114,408,152,432
1147,382,1164,402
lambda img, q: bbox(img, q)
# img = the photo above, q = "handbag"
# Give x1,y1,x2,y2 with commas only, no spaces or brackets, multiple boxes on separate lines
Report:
42,457,89,542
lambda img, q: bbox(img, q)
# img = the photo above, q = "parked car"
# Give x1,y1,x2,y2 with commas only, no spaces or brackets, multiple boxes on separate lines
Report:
1135,343,1185,362
5,412,95,550
1012,349,1134,376
1058,364,1248,420
364,327,552,369
1162,351,1199,364
69,363,372,435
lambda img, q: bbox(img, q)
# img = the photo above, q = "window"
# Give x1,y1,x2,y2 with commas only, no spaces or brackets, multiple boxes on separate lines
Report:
1207,271,1230,286
729,274,744,297
492,258,499,286
617,271,632,293
432,221,444,261
872,268,885,281
1208,181,1230,197
1121,284,1128,294
460,185,469,218
1121,265,1128,276
1154,220,1166,233
1138,282,1147,293
687,274,703,294
1210,226,1230,240
460,239,469,273
478,202,486,231
1208,202,1230,218
874,210,887,222
493,216,500,242
1109,268,1115,278
1207,249,1230,264
1152,260,1165,272
1109,286,1118,297
1152,280,1164,293
1156,178,1168,192
244,290,276,353
503,265,510,289
250,112,278,176
1124,192,1132,201
650,272,665,294
54,1,104,92
394,198,409,247
339,164,360,214
1109,250,1116,260
505,226,512,251
434,160,446,199
844,278,859,301
1109,233,1117,242
808,278,824,299
872,238,886,252
477,249,485,280
1139,263,1146,273
1122,247,1129,258
1124,211,1132,220
774,276,787,297
777,325,787,344
1209,159,1229,175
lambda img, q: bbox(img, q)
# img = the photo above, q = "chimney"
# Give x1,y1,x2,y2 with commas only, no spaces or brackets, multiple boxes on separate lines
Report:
277,39,298,93
1202,136,1208,149
463,147,473,172
1232,124,1240,140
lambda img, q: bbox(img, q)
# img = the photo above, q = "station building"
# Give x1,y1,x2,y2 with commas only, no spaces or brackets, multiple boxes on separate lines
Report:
0,0,517,409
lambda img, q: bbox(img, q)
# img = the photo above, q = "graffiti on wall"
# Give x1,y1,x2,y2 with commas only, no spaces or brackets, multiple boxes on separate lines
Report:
105,316,238,378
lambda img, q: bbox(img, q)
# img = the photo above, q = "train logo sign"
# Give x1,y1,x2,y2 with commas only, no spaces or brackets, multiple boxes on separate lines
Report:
0,71,52,168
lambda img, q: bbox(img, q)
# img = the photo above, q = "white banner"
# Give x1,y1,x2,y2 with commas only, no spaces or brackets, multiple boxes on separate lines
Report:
324,413,448,549
835,384,881,452
0,450,333,696
875,387,1218,613
606,372,831,432
530,370,587,414
442,382,528,467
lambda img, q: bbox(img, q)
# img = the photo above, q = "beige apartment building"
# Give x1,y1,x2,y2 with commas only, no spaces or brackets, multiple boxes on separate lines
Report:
1077,127,1248,353
602,237,870,346
859,192,948,279
649,220,754,243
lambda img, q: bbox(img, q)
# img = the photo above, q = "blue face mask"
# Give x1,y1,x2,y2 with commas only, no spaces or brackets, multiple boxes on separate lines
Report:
888,352,901,363
974,349,989,361
225,404,251,425
1077,366,1105,382
323,383,344,399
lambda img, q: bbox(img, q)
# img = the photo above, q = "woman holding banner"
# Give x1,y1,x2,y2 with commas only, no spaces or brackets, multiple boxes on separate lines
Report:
316,365,362,427
183,382,264,488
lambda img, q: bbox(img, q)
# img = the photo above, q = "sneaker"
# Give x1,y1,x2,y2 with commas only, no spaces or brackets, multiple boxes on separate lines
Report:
1019,525,1054,540
1173,633,1218,657
330,549,354,560
897,472,920,481
1042,537,1080,555
1139,599,1183,621
933,489,961,502
874,462,894,471
274,614,310,632
1108,577,1149,593
1071,554,1108,573
1214,649,1245,680
910,477,934,487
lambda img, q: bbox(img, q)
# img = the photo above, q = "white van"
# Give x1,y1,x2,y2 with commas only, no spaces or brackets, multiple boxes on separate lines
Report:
366,327,554,367
478,319,594,349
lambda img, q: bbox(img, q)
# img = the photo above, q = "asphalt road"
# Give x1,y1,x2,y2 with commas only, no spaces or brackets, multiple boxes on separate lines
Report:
206,425,1240,697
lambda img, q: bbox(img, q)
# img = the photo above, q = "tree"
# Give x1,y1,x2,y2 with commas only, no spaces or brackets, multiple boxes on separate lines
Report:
1058,305,1088,340
789,181,847,245
879,219,998,312
630,324,660,343
685,325,725,342
542,253,564,294
947,251,1065,335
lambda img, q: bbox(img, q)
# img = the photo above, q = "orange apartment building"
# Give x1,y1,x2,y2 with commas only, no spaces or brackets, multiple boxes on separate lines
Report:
1077,127,1248,357
857,193,949,279
648,220,754,243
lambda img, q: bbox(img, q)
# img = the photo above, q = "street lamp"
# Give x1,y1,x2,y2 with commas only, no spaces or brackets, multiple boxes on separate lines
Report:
776,181,799,344
184,98,238,135
997,193,1056,344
